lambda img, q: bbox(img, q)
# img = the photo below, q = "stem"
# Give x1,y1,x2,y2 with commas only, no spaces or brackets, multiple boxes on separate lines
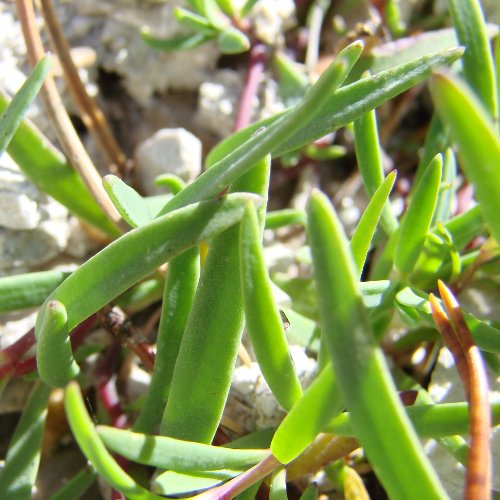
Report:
192,454,280,500
233,43,267,131
39,0,130,176
15,0,126,233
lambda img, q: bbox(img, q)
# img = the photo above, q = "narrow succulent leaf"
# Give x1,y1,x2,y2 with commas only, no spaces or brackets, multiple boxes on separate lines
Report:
115,278,164,314
0,270,70,313
353,108,399,235
328,400,500,438
299,484,318,500
430,70,500,245
0,91,119,237
36,300,80,387
0,382,50,499
154,174,186,194
448,0,498,119
174,7,217,35
240,203,303,411
274,52,309,107
217,27,251,54
49,466,97,500
153,470,237,496
161,159,270,443
64,382,161,499
269,469,288,500
158,41,363,215
385,0,406,37
350,171,397,275
36,193,261,334
140,29,211,51
203,0,230,30
240,0,259,18
265,209,306,229
306,190,447,499
97,426,269,471
432,148,457,225
215,0,235,16
415,113,449,187
395,287,500,353
102,175,153,228
0,56,51,156
395,154,442,275
271,364,342,463
206,47,463,164
347,25,496,83
134,247,199,433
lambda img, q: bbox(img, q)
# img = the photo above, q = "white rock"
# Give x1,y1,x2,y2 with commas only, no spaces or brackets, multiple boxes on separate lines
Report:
0,161,71,272
227,345,317,431
135,128,202,195
196,70,244,138
0,192,40,230
248,0,296,46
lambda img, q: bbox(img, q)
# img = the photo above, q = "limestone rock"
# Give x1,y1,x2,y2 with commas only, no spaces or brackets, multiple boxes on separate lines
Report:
134,128,202,195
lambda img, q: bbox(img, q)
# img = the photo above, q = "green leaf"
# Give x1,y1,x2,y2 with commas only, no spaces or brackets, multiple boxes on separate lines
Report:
159,41,364,215
36,300,80,387
395,286,500,353
134,247,199,433
350,171,397,275
140,29,212,51
161,159,270,443
327,400,500,438
207,47,463,164
0,91,119,237
97,426,269,471
49,466,96,500
0,56,51,156
36,193,261,334
448,0,498,119
347,25,496,83
306,190,446,499
217,26,251,54
240,203,303,411
153,470,237,496
271,364,342,463
0,270,70,313
265,209,306,229
353,107,399,235
395,154,442,275
432,148,457,225
64,382,161,499
0,382,50,500
174,7,217,35
274,52,309,107
269,469,287,500
430,70,500,245
103,175,155,228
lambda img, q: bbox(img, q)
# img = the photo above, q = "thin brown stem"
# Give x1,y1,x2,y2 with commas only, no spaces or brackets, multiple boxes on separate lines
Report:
436,281,491,500
15,0,126,233
39,0,129,176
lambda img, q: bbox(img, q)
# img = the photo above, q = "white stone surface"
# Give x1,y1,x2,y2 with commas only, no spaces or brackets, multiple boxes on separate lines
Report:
227,345,317,431
134,128,202,195
248,0,296,46
0,161,71,273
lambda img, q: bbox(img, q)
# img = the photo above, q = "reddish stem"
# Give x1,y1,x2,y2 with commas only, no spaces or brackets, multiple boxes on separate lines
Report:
233,43,267,132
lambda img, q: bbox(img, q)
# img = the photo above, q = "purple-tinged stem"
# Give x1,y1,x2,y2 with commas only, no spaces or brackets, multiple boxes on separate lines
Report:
233,43,267,132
